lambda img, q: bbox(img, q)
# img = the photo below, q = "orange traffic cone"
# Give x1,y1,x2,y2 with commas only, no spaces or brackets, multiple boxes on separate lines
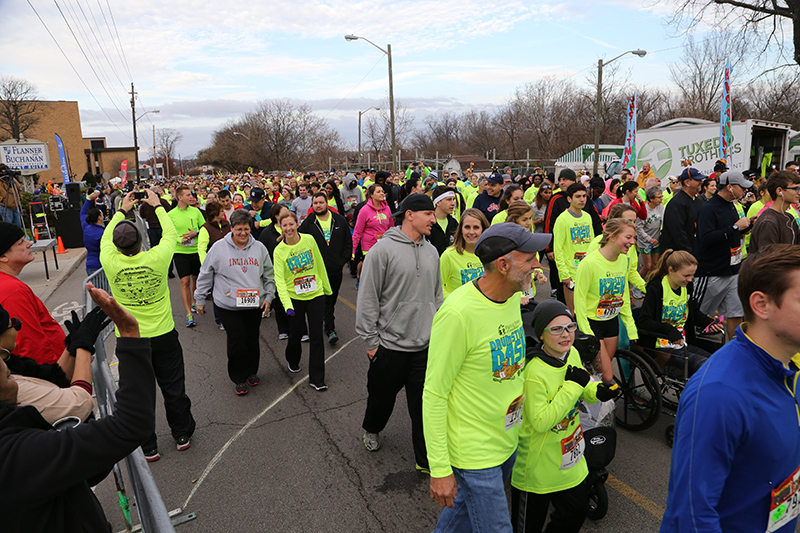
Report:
56,236,67,254
34,228,39,241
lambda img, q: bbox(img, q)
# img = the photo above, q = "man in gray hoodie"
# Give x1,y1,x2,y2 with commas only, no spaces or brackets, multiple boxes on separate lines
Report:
355,193,442,473
340,173,364,222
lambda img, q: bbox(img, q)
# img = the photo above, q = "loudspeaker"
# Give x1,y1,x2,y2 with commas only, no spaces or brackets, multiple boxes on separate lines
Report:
54,208,84,248
65,182,82,209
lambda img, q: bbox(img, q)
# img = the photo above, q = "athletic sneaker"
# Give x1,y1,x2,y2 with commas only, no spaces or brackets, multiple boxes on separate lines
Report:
287,362,300,373
328,330,339,345
246,375,261,387
415,464,431,475
218,323,225,331
186,315,196,328
176,436,191,451
355,278,360,290
301,334,310,342
278,333,289,340
363,431,381,451
191,304,197,314
235,383,249,395
309,382,328,391
143,448,161,462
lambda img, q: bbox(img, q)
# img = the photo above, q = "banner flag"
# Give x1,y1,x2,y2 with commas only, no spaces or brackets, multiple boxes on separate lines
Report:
55,133,70,183
622,92,637,170
719,57,732,160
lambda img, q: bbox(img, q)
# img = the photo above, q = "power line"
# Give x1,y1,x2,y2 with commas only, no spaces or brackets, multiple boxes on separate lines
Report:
26,0,132,139
95,0,131,80
72,0,127,89
321,55,385,119
103,0,132,80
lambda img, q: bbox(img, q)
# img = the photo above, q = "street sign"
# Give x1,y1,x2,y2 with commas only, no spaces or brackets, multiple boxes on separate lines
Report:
0,138,51,175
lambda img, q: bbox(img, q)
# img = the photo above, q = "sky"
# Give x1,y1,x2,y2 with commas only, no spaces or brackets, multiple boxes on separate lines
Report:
1,0,722,160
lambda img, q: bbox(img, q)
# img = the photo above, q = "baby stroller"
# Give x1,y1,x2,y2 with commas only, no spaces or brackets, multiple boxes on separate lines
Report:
574,332,617,520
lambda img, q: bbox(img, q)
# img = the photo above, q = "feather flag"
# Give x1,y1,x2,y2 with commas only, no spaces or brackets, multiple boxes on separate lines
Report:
622,92,637,170
719,57,732,160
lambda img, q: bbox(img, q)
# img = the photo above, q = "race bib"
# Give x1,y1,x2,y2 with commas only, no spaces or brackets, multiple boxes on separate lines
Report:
768,464,800,532
560,425,585,470
573,251,586,269
505,394,524,432
731,245,743,266
236,289,259,308
596,297,623,319
294,275,317,295
181,238,195,247
657,327,686,351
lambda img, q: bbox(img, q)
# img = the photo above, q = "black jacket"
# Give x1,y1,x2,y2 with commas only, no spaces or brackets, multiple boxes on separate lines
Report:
637,278,713,349
427,215,458,256
660,190,700,255
695,194,746,277
258,223,281,260
299,209,352,272
0,337,155,533
243,201,274,240
542,190,604,253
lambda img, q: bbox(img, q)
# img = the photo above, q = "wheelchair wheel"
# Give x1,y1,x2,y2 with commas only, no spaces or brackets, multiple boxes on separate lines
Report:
666,424,675,448
586,481,608,520
612,349,662,431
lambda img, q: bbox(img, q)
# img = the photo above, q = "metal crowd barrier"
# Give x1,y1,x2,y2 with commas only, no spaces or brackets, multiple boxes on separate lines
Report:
84,264,192,532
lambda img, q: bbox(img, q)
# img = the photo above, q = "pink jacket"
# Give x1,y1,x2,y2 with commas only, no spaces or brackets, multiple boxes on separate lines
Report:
352,200,393,254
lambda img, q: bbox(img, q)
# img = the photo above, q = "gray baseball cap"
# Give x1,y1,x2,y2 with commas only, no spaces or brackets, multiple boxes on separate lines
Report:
475,223,551,264
719,170,754,189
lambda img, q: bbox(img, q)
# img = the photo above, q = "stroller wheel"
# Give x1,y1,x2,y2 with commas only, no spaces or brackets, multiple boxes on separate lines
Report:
586,481,609,520
665,424,675,448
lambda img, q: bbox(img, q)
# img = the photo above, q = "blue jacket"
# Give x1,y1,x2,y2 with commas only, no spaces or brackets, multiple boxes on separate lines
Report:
661,327,800,532
471,191,501,222
80,199,104,271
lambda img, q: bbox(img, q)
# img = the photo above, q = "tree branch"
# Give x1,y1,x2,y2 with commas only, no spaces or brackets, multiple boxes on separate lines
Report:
714,0,792,17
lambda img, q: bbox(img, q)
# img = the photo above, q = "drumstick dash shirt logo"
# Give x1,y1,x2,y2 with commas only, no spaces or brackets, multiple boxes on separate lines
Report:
286,249,313,274
491,319,525,382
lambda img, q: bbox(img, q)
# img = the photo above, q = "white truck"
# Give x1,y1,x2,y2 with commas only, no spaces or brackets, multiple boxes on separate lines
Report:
631,118,793,181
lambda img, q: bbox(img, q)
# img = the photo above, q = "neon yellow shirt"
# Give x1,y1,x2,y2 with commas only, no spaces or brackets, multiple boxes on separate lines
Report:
318,214,333,244
553,209,594,282
574,249,638,340
439,247,484,299
524,186,539,204
656,276,689,349
100,208,177,338
587,235,646,292
511,346,600,493
273,234,332,311
423,281,526,478
491,210,509,225
167,205,206,255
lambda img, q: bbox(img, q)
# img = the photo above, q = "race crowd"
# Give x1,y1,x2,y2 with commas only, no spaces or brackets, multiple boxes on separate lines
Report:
0,157,800,532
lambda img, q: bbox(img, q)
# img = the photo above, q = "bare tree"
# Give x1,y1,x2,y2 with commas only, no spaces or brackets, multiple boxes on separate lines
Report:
739,69,800,127
154,128,183,179
0,75,41,141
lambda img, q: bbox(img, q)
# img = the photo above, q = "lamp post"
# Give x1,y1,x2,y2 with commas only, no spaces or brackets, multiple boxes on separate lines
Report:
346,34,397,171
358,106,380,167
232,131,250,140
592,49,646,177
129,83,160,183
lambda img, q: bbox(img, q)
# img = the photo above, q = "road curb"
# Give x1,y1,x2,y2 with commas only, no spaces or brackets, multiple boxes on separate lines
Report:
43,249,87,305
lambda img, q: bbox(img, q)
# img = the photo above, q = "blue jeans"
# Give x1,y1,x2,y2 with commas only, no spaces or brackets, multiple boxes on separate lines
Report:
434,450,517,533
0,204,21,227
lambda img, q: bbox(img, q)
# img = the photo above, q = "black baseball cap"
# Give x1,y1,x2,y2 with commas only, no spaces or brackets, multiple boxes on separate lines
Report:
248,187,265,202
392,193,435,217
474,223,552,264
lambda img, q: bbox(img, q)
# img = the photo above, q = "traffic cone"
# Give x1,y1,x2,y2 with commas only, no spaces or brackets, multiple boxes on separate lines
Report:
34,228,39,241
56,236,67,254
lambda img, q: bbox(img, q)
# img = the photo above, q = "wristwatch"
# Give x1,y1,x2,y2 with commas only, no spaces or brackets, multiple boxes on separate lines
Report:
732,224,739,231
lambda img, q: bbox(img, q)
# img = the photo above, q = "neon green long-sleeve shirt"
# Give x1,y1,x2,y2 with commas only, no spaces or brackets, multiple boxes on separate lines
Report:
553,209,594,282
439,248,484,299
574,249,638,340
587,235,646,292
511,346,600,493
273,234,332,311
423,281,526,478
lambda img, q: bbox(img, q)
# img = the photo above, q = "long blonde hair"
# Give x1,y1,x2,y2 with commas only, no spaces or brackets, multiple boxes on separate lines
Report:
647,249,697,284
598,218,635,247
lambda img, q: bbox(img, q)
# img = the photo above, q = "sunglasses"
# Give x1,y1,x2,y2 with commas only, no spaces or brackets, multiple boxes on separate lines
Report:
544,322,578,335
3,317,21,335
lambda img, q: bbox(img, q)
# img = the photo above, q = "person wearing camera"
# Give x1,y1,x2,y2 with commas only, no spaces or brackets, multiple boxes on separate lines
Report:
0,164,22,227
0,283,158,532
100,189,196,462
80,190,106,276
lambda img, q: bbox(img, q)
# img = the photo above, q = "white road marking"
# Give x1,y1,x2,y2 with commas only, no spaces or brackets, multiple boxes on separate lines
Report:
50,300,83,325
182,336,359,508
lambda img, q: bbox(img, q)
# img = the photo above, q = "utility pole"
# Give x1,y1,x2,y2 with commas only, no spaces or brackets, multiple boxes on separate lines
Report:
153,125,157,180
129,83,139,182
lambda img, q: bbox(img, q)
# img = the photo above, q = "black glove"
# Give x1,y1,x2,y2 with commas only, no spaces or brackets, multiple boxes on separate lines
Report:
595,382,620,402
564,365,591,388
67,306,111,356
63,309,83,348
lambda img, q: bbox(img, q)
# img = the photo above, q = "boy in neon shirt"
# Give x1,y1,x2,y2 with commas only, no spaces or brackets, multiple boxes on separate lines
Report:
553,183,594,313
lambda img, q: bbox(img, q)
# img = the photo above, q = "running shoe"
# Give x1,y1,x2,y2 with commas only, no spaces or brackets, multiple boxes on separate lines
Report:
143,448,161,462
355,278,360,290
246,375,261,387
328,330,339,345
278,333,289,340
301,334,310,342
415,464,431,475
191,304,197,314
235,383,249,395
186,315,196,328
309,382,328,391
218,322,225,331
363,431,381,451
176,436,191,451
287,362,300,373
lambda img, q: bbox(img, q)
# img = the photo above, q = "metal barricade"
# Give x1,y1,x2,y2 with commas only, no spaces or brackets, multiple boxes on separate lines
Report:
84,268,188,532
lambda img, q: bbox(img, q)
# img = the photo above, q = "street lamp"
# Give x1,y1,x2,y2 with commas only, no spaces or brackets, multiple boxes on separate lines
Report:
358,106,380,166
346,34,397,171
130,103,159,182
232,131,250,140
592,49,646,176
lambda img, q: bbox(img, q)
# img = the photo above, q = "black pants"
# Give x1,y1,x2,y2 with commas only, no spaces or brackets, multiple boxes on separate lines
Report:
272,295,290,336
215,305,262,384
511,482,588,533
147,227,174,276
362,345,428,469
143,328,195,451
287,296,325,385
324,269,343,334
548,256,565,304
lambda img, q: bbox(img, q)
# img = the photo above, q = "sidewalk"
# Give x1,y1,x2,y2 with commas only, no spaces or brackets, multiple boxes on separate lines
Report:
19,244,87,304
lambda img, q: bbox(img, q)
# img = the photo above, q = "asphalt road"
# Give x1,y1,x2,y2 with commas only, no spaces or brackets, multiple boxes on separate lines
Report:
47,260,677,533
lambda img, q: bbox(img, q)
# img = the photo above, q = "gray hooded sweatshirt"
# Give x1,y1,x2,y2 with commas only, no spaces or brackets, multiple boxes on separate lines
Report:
194,233,275,311
340,173,364,215
355,226,443,352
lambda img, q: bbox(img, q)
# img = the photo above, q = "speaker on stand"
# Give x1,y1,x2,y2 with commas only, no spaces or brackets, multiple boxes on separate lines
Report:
65,182,82,209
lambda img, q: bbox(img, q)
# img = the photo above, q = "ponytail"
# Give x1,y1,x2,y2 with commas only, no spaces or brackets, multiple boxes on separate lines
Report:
598,218,635,247
646,249,697,284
